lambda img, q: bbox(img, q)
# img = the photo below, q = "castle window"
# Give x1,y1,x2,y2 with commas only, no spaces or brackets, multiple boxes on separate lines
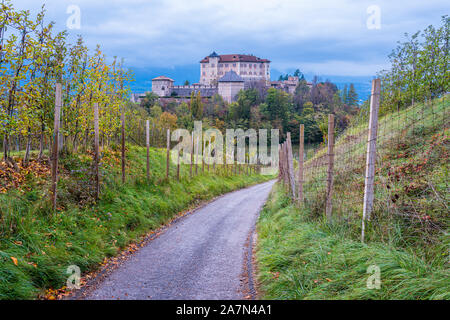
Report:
233,63,236,67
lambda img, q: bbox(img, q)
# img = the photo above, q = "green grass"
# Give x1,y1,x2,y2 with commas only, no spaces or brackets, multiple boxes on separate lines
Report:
256,184,449,300
0,144,272,299
256,96,449,300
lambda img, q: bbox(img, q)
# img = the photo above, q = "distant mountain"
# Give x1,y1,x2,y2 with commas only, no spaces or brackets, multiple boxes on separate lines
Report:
128,65,373,104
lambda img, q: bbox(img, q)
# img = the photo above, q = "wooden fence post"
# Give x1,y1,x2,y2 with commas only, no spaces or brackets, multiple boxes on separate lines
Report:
121,105,126,184
326,114,335,221
298,124,304,204
202,139,205,173
177,149,180,181
286,133,296,199
362,78,381,242
283,143,288,186
280,143,285,184
279,143,284,183
50,83,62,210
195,136,199,175
93,102,100,201
146,120,150,181
278,144,281,181
166,129,170,180
190,133,194,178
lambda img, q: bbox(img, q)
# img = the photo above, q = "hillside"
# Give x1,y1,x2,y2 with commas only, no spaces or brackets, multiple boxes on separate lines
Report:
256,96,449,299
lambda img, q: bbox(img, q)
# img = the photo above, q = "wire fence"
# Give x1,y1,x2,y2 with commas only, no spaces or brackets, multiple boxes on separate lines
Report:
279,79,449,242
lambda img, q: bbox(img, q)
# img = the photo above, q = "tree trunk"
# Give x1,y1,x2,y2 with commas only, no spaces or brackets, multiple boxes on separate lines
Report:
23,130,32,167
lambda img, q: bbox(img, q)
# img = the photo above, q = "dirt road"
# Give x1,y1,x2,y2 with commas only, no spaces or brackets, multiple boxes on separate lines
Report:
85,180,275,300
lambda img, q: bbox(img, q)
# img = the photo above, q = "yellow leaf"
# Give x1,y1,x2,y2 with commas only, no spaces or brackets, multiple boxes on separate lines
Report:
11,257,18,266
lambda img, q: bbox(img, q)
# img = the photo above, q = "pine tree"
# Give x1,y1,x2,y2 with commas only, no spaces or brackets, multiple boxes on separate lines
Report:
342,84,348,105
347,84,358,106
195,91,203,119
190,91,197,117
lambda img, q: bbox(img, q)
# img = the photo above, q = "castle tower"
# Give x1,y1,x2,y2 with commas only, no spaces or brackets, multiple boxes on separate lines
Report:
218,71,245,103
152,76,174,97
200,51,220,85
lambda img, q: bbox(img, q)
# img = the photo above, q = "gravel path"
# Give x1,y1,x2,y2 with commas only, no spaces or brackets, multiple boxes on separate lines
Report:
85,180,275,300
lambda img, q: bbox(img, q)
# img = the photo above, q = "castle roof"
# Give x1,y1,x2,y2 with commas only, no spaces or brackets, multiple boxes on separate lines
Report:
218,71,244,82
200,53,270,63
209,51,220,58
152,76,174,82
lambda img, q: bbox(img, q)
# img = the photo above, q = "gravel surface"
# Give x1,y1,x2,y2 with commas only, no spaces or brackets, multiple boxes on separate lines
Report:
85,180,275,300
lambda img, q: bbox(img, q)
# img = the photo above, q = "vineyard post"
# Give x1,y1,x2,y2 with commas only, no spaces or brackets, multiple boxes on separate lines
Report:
93,102,100,201
362,78,381,242
282,143,288,186
121,105,126,184
326,114,335,221
177,149,180,181
202,139,205,174
279,143,283,182
58,99,64,153
286,133,296,198
298,124,304,204
280,143,284,183
190,133,193,178
50,83,62,210
166,129,170,180
278,144,281,181
195,135,199,175
146,120,150,181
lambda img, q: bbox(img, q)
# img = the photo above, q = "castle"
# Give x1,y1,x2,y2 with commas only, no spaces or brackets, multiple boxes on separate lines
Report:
131,52,304,104
199,52,270,85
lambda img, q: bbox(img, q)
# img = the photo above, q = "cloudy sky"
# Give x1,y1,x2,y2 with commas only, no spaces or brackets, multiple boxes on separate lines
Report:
11,0,450,94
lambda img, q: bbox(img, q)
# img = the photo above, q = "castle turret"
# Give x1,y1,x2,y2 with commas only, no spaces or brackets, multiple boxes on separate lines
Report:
152,76,174,97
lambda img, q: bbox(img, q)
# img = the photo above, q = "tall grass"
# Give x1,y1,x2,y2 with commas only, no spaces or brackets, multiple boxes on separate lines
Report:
0,145,272,299
256,184,449,300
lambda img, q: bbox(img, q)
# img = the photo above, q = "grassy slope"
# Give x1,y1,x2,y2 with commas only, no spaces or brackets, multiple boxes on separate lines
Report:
256,97,449,300
0,145,272,299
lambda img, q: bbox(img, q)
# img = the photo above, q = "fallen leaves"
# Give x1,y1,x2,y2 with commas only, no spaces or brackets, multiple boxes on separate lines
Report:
11,256,18,266
269,271,280,280
0,159,51,193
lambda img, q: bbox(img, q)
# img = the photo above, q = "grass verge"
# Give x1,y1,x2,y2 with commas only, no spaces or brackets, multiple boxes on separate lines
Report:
256,183,449,300
0,145,272,299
